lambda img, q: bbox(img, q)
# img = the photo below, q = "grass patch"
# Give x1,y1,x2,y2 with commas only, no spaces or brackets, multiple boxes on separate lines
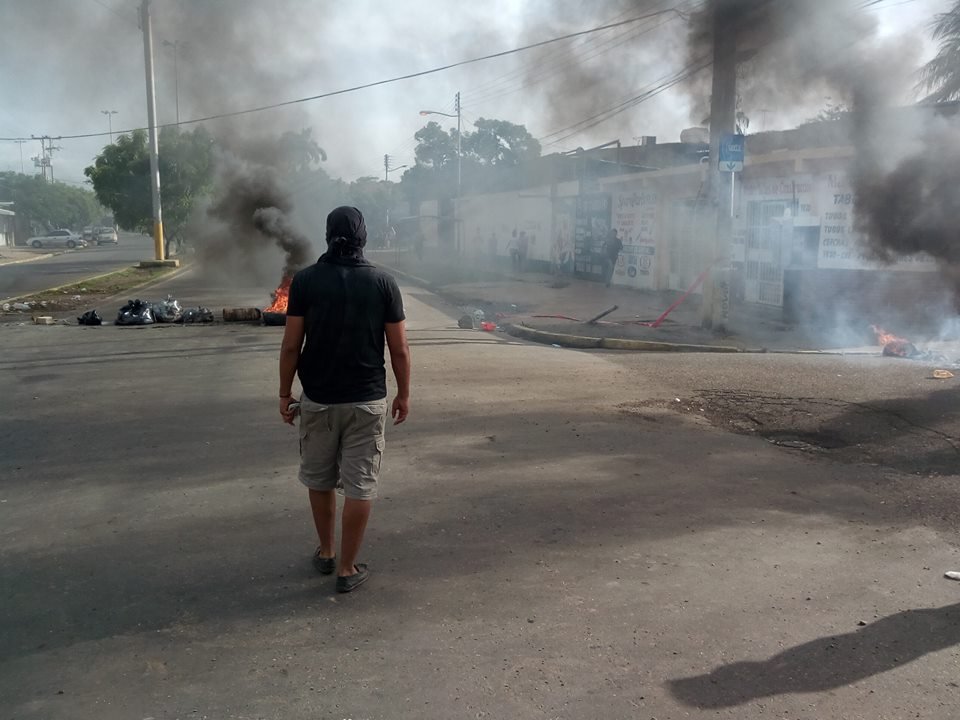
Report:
3,265,179,314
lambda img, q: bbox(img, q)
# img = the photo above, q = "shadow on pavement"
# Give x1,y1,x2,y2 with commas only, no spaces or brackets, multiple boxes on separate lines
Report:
668,602,960,708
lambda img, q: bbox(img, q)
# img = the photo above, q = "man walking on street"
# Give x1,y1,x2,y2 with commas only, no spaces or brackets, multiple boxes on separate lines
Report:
279,206,411,593
603,228,623,287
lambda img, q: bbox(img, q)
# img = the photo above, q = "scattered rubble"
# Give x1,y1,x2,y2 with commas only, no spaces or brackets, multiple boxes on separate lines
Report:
177,307,214,324
77,310,103,326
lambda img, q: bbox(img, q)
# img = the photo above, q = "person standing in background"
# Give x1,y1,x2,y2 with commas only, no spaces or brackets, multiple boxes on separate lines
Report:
603,228,623,287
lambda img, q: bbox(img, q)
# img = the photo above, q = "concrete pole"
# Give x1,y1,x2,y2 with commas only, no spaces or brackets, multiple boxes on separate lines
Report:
455,91,461,254
141,0,165,261
701,3,737,331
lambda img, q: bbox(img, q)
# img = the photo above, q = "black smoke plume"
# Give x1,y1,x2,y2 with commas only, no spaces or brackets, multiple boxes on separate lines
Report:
202,161,311,278
686,1,960,280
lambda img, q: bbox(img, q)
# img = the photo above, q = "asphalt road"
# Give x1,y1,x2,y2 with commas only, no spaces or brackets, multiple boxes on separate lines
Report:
1,268,958,719
0,232,155,301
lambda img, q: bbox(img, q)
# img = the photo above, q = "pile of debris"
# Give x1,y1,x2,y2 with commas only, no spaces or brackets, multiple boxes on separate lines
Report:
77,296,214,326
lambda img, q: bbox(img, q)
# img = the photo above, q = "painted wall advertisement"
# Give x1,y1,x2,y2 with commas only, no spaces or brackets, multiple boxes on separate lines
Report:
817,173,937,272
612,189,657,288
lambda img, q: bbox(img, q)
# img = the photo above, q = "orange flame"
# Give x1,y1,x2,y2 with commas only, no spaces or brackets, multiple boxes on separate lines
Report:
264,276,292,314
870,325,916,358
870,325,906,347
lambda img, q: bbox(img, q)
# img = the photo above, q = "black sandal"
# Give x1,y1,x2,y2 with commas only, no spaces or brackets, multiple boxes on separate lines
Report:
312,548,336,575
336,564,370,593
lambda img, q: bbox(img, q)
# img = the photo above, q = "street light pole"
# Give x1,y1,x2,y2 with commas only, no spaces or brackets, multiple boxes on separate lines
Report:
101,110,118,143
140,0,165,261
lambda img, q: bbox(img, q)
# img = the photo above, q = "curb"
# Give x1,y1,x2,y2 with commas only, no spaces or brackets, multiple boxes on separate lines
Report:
93,263,194,310
504,323,742,353
374,261,435,290
1,262,191,308
377,260,744,354
0,250,66,267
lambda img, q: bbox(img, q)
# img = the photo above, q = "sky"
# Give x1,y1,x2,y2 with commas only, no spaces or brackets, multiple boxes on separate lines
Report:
0,0,949,187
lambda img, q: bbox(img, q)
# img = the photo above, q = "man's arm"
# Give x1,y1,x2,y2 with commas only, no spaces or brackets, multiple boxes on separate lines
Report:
385,321,410,425
279,315,305,425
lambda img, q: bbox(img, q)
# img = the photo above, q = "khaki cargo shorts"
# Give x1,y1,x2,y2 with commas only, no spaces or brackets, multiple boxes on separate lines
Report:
298,396,387,500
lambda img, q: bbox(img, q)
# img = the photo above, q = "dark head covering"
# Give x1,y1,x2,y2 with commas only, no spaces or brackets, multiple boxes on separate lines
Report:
322,206,369,265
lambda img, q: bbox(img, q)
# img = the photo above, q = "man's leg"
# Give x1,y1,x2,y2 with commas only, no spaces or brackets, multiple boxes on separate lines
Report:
338,498,372,576
309,489,336,559
336,401,387,581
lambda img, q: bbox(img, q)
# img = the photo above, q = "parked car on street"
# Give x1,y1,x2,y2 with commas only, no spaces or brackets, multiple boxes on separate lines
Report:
27,229,86,249
94,227,118,245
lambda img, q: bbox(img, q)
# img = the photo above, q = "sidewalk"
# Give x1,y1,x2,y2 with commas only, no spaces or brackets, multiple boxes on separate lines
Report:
0,246,61,267
370,250,829,351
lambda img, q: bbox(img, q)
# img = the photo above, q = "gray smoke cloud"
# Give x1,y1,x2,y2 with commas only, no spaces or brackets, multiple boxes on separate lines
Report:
517,0,693,146
201,159,311,279
147,1,322,283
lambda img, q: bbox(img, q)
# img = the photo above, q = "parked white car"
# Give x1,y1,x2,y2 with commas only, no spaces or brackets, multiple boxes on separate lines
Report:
27,229,86,249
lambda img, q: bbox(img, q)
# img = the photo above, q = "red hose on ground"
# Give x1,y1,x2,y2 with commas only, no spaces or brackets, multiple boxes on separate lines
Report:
637,265,713,328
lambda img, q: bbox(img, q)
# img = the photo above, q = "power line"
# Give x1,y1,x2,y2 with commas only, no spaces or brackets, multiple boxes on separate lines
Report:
0,7,689,144
465,0,703,107
538,0,913,149
541,57,713,147
462,4,641,101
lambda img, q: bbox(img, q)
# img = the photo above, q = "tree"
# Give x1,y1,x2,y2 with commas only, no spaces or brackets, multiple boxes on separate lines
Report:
802,100,851,126
401,117,542,205
85,126,215,256
278,128,327,173
0,172,101,241
462,118,541,167
919,3,960,102
413,121,458,169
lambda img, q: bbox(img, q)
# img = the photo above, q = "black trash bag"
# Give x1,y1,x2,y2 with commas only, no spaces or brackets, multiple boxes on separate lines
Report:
77,309,103,326
151,295,183,323
177,306,215,324
458,314,475,329
116,299,156,326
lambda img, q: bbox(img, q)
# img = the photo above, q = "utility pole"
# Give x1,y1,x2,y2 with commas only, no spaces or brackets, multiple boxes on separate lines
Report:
455,90,462,254
101,110,118,143
383,154,407,182
14,139,26,174
31,135,61,181
701,4,738,331
141,0,165,261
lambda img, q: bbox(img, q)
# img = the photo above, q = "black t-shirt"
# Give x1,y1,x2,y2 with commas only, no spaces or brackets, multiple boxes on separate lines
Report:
605,236,623,260
287,259,405,404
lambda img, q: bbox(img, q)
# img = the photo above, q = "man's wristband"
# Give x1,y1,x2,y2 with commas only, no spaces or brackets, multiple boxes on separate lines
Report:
279,393,293,398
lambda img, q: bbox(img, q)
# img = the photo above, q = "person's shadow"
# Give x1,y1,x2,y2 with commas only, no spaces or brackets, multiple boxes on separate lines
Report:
668,602,960,708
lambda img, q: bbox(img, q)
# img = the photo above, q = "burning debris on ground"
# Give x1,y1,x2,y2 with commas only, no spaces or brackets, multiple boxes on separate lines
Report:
262,276,292,326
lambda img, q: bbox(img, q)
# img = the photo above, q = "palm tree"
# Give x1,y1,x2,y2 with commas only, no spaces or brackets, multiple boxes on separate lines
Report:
919,2,960,103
